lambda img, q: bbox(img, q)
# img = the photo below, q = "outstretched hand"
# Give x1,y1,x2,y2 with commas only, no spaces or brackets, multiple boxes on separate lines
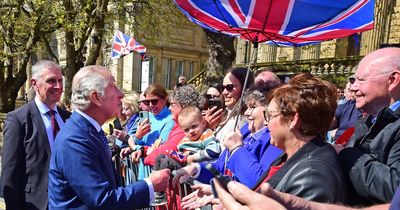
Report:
213,180,287,210
181,184,213,209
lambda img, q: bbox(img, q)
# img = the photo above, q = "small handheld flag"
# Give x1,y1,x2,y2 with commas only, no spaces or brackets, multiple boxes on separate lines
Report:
111,30,146,60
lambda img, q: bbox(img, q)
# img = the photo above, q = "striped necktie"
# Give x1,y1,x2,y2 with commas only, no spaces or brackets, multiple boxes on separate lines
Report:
48,110,60,140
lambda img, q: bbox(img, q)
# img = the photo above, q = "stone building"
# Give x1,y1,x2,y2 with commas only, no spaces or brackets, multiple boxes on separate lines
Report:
232,0,400,80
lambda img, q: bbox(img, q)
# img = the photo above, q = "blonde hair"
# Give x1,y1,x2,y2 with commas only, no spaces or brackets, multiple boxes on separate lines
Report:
121,92,140,113
178,106,203,125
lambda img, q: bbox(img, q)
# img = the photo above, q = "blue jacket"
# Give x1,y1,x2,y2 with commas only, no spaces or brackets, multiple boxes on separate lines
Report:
198,126,282,188
134,106,174,148
49,112,150,210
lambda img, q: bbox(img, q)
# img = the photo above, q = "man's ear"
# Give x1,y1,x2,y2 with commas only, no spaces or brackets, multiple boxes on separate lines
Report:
30,79,37,88
388,70,400,92
89,91,102,107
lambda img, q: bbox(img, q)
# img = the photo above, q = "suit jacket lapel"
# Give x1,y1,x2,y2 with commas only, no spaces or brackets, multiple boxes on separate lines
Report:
29,102,51,153
70,112,117,186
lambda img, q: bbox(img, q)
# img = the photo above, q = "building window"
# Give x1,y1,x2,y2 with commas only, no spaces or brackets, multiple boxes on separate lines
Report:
188,61,194,79
164,59,172,89
176,60,184,83
149,56,155,83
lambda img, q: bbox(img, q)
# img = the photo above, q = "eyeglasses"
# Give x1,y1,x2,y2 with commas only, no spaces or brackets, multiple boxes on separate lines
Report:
204,94,220,100
222,84,238,92
141,99,159,106
263,108,281,123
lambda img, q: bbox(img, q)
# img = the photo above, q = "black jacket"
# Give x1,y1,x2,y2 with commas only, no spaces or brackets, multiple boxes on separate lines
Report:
339,106,400,205
255,137,347,203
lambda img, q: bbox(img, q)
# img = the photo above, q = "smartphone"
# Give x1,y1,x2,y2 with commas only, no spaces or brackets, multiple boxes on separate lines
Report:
113,118,123,130
109,124,114,135
205,163,231,198
139,111,149,123
208,99,223,110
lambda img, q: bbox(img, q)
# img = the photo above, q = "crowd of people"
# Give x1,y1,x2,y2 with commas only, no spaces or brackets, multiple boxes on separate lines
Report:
1,47,400,210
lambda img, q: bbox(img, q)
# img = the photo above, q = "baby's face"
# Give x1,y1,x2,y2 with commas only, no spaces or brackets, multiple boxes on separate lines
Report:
179,116,205,141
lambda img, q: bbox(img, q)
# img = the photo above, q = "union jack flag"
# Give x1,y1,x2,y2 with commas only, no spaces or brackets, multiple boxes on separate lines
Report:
173,0,374,46
111,30,146,60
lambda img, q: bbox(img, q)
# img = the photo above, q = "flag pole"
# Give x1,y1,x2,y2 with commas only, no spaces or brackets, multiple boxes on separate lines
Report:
234,37,258,129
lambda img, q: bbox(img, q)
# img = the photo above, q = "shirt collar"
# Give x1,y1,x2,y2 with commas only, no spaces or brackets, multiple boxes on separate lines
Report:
75,109,102,132
389,100,400,112
251,126,269,140
34,96,57,115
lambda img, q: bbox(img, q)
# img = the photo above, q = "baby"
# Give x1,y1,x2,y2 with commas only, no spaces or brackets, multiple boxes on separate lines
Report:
152,106,221,206
153,106,221,171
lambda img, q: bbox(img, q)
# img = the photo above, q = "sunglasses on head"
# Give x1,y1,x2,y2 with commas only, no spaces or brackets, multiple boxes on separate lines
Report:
222,84,238,92
141,99,159,106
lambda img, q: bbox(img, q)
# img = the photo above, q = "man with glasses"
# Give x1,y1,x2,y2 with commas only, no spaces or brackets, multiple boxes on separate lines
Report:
328,75,362,144
334,47,400,206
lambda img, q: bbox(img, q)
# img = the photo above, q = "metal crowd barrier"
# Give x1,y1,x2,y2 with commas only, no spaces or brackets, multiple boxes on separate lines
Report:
112,153,196,210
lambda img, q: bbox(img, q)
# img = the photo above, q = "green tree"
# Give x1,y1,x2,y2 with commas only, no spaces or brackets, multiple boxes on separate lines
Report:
0,0,60,112
0,0,181,111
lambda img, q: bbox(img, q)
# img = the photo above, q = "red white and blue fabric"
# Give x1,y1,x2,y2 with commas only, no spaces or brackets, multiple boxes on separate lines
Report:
111,30,146,59
173,0,374,46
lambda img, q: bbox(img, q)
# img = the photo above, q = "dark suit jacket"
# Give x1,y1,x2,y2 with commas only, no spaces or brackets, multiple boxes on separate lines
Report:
48,111,150,210
1,101,70,210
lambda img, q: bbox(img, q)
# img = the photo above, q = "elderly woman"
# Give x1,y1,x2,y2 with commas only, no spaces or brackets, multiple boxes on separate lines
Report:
113,93,140,148
205,67,254,149
254,73,346,203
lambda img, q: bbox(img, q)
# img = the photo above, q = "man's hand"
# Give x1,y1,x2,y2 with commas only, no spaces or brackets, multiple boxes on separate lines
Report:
224,132,243,152
130,150,142,163
214,180,287,210
135,119,151,139
148,169,171,192
182,190,214,209
113,129,126,140
120,147,132,159
204,107,224,130
172,165,197,187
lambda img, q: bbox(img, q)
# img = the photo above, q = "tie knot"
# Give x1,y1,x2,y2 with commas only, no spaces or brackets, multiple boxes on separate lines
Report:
48,110,56,116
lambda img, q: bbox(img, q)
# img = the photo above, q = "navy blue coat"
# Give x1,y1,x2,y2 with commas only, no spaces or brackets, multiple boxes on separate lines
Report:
49,112,150,210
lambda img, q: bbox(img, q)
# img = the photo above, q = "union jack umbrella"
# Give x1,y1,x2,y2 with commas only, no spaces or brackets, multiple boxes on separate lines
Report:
173,0,374,46
111,30,146,60
174,0,375,128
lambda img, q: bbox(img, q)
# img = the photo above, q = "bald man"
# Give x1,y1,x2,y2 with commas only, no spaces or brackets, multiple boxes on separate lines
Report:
255,68,281,86
334,47,400,206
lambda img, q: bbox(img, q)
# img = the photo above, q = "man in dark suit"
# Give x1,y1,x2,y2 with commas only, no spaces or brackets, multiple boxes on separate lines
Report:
1,60,70,210
48,65,170,209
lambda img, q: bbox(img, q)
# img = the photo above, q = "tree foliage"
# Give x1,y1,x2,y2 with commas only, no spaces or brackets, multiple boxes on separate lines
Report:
0,0,60,112
0,0,183,112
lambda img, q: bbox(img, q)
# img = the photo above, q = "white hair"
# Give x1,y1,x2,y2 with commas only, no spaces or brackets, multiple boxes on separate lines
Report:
71,65,110,110
31,60,62,80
